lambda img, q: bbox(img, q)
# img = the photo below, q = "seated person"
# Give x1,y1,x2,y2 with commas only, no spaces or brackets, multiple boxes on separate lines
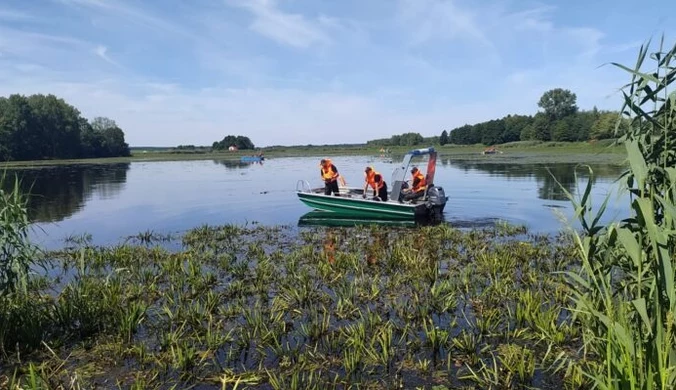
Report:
362,166,388,201
400,167,426,202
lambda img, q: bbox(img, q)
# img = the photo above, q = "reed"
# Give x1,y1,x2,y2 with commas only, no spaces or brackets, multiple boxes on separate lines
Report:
0,171,37,295
560,36,676,389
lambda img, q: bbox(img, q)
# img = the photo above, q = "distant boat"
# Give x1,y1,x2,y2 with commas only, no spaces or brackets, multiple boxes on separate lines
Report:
241,156,265,162
482,146,502,155
296,147,447,220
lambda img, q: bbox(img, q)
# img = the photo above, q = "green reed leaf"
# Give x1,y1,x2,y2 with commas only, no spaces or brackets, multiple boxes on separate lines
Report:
626,140,648,190
632,298,652,336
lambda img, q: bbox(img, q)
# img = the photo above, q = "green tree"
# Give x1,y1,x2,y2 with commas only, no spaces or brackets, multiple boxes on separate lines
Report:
481,119,506,145
27,94,82,159
90,117,131,157
503,115,531,143
551,119,576,141
213,135,255,150
439,130,449,145
398,132,424,146
537,88,578,120
590,111,630,139
0,94,130,161
531,113,551,141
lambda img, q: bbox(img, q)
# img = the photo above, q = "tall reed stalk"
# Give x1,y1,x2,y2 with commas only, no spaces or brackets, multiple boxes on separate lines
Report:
0,170,36,295
561,35,676,389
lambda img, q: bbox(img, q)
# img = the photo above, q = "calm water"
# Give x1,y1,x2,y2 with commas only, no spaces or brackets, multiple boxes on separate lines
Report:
5,156,629,249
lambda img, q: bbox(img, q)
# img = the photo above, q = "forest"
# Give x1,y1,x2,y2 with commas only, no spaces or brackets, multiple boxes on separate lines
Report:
442,88,630,146
0,94,130,161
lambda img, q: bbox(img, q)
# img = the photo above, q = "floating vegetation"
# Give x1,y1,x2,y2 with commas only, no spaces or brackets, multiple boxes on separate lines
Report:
0,220,592,389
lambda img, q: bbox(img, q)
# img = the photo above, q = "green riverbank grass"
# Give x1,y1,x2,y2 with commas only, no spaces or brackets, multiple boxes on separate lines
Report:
1,222,590,389
2,140,626,168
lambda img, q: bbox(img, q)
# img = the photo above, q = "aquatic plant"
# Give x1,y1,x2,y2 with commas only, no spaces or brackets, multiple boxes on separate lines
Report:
0,218,591,388
560,36,676,389
0,171,37,295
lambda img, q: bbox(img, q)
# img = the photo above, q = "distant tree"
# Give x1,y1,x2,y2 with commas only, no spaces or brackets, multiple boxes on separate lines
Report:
439,130,449,145
591,111,630,139
481,119,506,145
89,117,131,157
80,119,102,158
531,113,552,141
213,135,255,150
398,132,424,146
537,88,578,120
448,124,475,145
503,115,532,143
551,120,576,141
520,123,536,141
0,93,130,161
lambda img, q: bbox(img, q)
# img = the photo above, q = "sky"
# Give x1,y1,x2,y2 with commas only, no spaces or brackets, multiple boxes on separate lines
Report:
0,0,674,147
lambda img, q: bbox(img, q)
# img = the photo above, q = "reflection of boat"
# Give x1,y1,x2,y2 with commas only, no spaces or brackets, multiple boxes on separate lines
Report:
298,211,419,227
241,156,265,162
296,147,448,220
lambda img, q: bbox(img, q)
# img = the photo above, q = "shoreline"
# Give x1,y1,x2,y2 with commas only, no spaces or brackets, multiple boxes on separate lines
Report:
2,141,627,168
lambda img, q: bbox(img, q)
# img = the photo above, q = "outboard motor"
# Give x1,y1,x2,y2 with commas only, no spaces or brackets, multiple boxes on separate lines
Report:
426,185,447,209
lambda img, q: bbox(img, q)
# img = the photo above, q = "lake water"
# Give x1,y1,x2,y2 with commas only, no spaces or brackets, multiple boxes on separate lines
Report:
5,155,629,249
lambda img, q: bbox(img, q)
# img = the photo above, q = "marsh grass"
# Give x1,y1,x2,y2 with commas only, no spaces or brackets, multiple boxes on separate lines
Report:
0,220,591,389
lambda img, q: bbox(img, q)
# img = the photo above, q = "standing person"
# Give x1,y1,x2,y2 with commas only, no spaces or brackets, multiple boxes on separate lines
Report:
401,166,426,202
362,166,388,201
320,159,340,196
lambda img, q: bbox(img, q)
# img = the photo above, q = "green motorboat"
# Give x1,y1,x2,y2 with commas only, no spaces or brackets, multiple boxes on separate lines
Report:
296,147,448,220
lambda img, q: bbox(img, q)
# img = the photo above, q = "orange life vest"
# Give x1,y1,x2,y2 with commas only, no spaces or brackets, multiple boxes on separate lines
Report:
365,169,384,191
321,159,338,182
412,171,426,193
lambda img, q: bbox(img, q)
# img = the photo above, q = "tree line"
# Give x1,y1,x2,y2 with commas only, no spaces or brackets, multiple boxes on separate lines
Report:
0,94,130,161
366,132,438,147
442,88,630,146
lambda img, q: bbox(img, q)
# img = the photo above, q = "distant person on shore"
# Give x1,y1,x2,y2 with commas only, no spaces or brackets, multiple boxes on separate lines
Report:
320,159,341,196
363,166,388,201
400,166,426,202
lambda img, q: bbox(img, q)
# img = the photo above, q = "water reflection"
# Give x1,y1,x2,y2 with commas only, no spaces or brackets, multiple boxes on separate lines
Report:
443,160,621,201
3,163,130,223
212,159,264,169
297,211,442,228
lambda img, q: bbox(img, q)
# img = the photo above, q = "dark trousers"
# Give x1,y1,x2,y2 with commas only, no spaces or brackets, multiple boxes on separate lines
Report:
324,180,339,195
403,190,424,202
369,183,388,201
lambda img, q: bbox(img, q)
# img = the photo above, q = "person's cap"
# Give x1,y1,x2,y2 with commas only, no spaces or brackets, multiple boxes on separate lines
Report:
365,166,372,172
411,167,419,173
320,159,326,164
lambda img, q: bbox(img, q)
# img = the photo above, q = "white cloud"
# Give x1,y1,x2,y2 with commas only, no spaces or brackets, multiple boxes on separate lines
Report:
397,0,492,48
0,7,34,21
94,44,120,67
226,0,331,48
2,0,669,149
56,0,198,40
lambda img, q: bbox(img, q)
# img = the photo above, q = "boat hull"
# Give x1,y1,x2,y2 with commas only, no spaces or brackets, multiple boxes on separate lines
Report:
241,156,264,162
298,211,418,227
297,191,435,220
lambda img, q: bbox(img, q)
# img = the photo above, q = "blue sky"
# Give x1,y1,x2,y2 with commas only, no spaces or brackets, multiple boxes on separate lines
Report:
0,0,674,147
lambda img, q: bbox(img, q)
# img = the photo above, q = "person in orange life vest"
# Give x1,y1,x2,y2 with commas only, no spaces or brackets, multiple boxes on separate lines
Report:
320,159,340,196
401,166,427,202
362,166,388,201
